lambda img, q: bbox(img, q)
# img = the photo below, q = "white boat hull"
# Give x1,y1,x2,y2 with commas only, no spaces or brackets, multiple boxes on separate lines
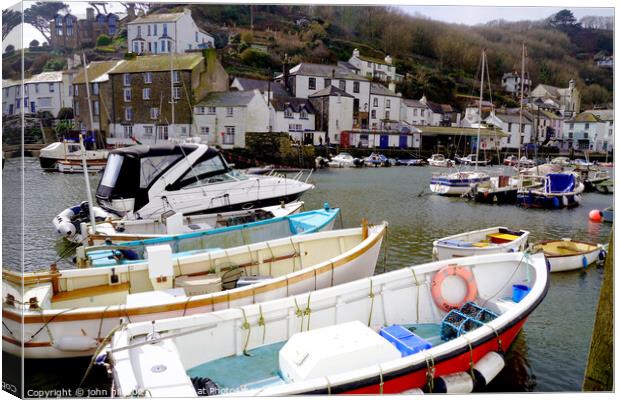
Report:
546,247,603,272
2,225,386,358
433,227,529,260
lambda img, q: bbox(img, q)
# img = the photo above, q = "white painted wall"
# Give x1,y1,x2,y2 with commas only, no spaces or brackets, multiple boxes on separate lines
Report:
108,123,192,145
325,95,354,143
2,73,72,117
270,107,316,134
485,114,533,149
348,52,396,82
369,93,401,130
290,74,370,108
400,103,430,126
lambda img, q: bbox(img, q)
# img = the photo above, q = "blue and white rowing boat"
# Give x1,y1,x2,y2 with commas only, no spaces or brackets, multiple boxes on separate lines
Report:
78,205,340,267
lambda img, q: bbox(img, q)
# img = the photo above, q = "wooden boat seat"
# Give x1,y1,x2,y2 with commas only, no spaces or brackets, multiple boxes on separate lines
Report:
51,282,130,303
487,233,520,244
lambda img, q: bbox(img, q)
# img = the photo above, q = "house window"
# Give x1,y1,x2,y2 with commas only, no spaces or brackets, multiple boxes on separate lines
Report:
585,123,589,130
56,27,63,36
93,100,99,116
284,108,293,119
507,135,511,144
49,84,55,93
324,78,331,88
570,123,574,129
173,87,181,99
226,107,234,117
124,88,132,101
508,122,512,132
385,110,390,120
150,107,160,119
421,109,425,117
224,126,235,144
123,125,133,138
413,109,418,116
300,109,308,119
207,107,216,114
144,72,152,83
569,132,573,139
200,127,210,135
371,110,376,119
195,32,198,42
74,100,79,116
181,126,187,135
154,42,158,53
163,24,168,36
339,80,345,90
520,124,524,133
196,106,205,114
34,84,39,94
584,132,588,139
125,107,133,121
373,97,378,107
144,126,153,137
123,73,131,86
386,99,391,109
154,24,158,35
308,77,316,91
353,81,360,93
138,26,142,37
367,61,371,67
158,125,168,140
160,40,167,52
92,83,99,95
143,88,151,99
173,71,181,83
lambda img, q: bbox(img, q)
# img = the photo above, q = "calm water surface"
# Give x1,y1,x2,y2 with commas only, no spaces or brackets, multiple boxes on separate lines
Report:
2,158,613,393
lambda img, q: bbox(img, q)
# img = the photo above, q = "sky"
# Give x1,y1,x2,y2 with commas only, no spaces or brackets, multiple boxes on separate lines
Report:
2,1,615,51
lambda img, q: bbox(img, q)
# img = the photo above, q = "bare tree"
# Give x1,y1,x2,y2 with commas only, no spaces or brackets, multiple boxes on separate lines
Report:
23,2,68,43
2,9,21,40
89,2,109,15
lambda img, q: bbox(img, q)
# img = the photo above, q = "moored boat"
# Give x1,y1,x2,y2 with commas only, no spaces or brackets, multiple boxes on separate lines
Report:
107,251,548,396
469,175,543,204
433,227,529,260
39,141,108,172
364,152,390,167
601,206,613,223
430,171,490,196
533,239,605,272
595,179,614,194
516,173,584,209
427,154,454,167
77,205,340,266
455,154,489,166
2,222,387,359
395,158,427,166
327,152,362,168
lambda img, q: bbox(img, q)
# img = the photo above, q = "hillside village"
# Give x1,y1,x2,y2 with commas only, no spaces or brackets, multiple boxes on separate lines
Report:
2,5,614,163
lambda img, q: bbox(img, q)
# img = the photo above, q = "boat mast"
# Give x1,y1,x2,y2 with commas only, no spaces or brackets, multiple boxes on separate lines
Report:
169,39,175,142
518,42,525,169
80,52,98,232
475,49,485,171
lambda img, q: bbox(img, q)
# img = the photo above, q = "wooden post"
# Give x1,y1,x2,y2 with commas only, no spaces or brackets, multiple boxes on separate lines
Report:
361,218,368,240
582,230,613,391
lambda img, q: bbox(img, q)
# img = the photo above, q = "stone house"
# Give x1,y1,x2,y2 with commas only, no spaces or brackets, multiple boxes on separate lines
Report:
127,8,214,54
106,51,228,145
193,90,270,149
50,8,124,50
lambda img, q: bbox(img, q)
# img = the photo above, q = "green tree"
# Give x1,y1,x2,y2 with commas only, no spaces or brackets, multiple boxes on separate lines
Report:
581,84,610,108
2,9,21,40
24,2,68,43
549,9,580,32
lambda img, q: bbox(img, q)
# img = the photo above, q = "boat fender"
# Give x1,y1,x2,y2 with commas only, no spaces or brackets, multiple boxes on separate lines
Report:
432,247,439,262
582,255,588,269
472,351,505,391
191,376,219,396
432,371,474,393
52,336,98,352
599,249,607,261
562,196,568,207
552,197,560,208
431,264,478,312
545,259,551,272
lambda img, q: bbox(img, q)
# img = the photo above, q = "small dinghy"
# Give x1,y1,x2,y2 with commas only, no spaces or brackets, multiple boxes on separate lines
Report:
2,222,387,358
427,154,454,167
595,179,614,194
533,239,605,272
601,206,613,223
76,205,339,266
107,252,548,396
63,201,305,245
433,227,529,260
327,153,362,168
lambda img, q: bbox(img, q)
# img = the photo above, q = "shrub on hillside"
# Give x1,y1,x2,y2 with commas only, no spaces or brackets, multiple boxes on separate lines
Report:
29,40,39,48
43,58,66,71
240,48,278,69
96,34,112,46
4,45,15,55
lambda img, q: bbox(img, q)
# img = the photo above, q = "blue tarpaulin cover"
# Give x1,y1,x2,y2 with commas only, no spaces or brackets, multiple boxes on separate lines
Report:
545,173,575,193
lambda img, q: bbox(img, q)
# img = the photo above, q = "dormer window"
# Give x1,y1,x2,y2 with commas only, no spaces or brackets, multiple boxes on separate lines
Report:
284,108,293,119
300,109,308,119
56,16,63,26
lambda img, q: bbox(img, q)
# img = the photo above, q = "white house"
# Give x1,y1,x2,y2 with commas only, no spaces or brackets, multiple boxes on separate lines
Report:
2,72,73,117
369,82,402,131
230,77,289,97
485,112,534,150
563,111,614,152
586,109,614,153
269,96,316,137
348,48,398,82
308,86,354,145
530,80,580,118
401,98,430,126
193,90,270,149
127,8,214,54
501,71,531,97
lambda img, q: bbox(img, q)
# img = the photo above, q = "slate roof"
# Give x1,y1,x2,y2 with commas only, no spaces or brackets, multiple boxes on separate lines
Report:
196,91,258,107
585,109,613,121
110,54,203,74
72,60,124,84
308,85,354,98
128,12,186,24
569,112,600,123
356,54,389,66
284,63,368,80
369,83,398,97
271,96,315,113
402,99,427,108
493,113,534,124
233,77,289,97
337,60,359,72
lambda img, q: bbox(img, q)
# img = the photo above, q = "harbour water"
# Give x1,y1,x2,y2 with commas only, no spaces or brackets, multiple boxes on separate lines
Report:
2,157,613,393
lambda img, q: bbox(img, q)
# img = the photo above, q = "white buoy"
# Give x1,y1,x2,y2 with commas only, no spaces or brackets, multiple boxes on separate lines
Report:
52,336,98,352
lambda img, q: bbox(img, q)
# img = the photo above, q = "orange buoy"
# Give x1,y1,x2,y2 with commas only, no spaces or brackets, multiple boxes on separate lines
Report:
589,209,602,222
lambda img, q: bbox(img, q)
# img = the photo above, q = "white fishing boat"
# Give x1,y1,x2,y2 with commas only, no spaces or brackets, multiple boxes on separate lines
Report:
327,153,361,168
39,141,108,171
56,158,108,173
95,143,314,219
2,222,386,359
56,201,304,244
429,171,490,196
517,173,585,209
106,251,548,396
427,154,454,167
455,154,489,166
533,239,605,272
76,205,340,267
433,227,529,260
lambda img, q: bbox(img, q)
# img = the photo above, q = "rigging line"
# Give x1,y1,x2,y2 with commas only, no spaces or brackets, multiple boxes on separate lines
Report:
29,307,80,341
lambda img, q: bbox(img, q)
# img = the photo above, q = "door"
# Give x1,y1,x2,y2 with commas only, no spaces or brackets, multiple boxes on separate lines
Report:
340,131,350,148
30,102,36,113
399,135,408,149
380,135,389,149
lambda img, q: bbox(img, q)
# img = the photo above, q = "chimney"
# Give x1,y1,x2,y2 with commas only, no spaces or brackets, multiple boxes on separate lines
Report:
388,82,396,93
331,69,335,78
86,7,95,21
385,55,392,65
353,48,360,58
184,8,191,16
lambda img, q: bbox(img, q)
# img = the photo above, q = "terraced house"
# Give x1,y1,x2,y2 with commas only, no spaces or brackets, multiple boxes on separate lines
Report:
106,51,228,145
347,48,402,82
563,110,614,152
2,72,73,117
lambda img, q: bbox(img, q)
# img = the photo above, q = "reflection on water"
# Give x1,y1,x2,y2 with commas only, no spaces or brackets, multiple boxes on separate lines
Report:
2,159,613,393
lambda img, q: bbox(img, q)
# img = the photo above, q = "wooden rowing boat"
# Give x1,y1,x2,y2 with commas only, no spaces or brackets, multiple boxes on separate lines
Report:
532,239,604,272
2,222,386,359
107,252,548,396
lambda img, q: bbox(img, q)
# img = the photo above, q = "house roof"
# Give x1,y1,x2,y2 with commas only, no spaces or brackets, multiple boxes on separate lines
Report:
72,60,123,84
569,112,600,123
540,110,562,120
284,63,368,81
196,90,258,107
492,113,533,124
233,77,289,97
24,71,64,84
402,98,426,108
370,83,399,97
416,125,509,138
356,54,389,66
424,100,445,114
308,85,354,98
585,109,613,121
337,60,359,72
128,12,186,24
271,96,315,113
110,54,203,74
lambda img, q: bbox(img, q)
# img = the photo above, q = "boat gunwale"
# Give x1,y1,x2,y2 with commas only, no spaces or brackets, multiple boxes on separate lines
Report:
533,239,601,258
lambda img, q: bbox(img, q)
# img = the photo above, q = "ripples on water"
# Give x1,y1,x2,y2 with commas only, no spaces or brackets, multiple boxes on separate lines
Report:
2,159,613,392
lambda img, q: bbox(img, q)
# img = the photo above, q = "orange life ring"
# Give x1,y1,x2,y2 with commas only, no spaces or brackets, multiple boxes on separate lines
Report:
431,264,478,312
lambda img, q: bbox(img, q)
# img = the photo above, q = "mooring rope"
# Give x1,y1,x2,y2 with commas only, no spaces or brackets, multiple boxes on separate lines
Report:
367,278,375,327
240,308,252,357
